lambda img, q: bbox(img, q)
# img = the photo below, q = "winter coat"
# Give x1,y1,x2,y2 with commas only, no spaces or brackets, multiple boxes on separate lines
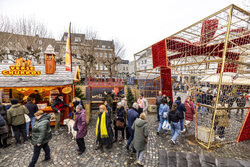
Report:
51,98,69,112
168,109,181,123
7,104,29,126
0,106,9,135
184,99,195,121
127,107,139,128
96,112,113,145
156,95,163,107
215,109,229,127
115,106,126,122
25,102,38,118
175,100,186,119
74,110,88,139
159,104,170,118
132,118,148,152
31,114,52,145
137,98,148,112
236,97,246,107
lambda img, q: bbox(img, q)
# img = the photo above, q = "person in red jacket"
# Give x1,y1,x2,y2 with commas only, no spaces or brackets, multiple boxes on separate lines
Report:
184,96,195,130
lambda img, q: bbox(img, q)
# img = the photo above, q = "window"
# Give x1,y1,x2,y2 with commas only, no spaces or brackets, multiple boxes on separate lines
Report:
104,66,107,70
100,52,103,57
95,52,98,57
102,45,106,49
123,67,125,70
145,60,147,64
104,53,107,58
108,46,110,49
95,64,98,70
64,36,67,41
109,53,112,58
39,40,42,45
75,37,81,42
126,67,128,71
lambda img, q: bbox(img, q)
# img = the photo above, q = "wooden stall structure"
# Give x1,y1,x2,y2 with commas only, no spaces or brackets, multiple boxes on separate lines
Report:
134,4,250,149
0,59,80,126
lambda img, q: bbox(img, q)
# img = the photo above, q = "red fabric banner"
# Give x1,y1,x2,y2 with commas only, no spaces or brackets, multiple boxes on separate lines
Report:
152,40,167,68
160,67,173,102
237,108,250,142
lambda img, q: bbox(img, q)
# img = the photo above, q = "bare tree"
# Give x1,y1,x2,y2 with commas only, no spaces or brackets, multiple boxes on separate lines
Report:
71,28,98,77
0,15,53,63
103,39,125,78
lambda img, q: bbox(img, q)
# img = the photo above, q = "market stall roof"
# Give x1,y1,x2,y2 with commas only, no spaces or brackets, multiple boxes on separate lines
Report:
201,73,250,85
0,64,80,88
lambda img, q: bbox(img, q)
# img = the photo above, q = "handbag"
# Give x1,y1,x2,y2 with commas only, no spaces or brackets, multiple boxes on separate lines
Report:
116,120,125,128
24,114,31,123
162,120,171,130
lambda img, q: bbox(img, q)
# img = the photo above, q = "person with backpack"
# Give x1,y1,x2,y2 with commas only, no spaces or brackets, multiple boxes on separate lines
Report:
175,97,186,133
157,98,170,135
7,99,29,145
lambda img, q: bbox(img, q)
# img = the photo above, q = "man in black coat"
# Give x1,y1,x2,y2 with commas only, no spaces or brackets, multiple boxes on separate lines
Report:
52,94,71,134
25,98,38,137
29,90,42,104
175,96,186,133
236,94,246,118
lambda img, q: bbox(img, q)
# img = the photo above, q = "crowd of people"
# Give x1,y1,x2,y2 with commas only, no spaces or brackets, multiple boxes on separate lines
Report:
156,91,195,144
0,87,248,166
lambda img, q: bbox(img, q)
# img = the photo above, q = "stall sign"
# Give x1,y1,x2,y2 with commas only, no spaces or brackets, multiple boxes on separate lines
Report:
2,66,41,76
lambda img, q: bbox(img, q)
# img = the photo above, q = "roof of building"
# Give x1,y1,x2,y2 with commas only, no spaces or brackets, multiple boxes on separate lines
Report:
118,59,129,64
61,33,86,42
0,64,80,88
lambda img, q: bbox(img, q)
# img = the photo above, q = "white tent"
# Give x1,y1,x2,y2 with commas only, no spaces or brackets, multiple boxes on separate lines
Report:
201,73,250,85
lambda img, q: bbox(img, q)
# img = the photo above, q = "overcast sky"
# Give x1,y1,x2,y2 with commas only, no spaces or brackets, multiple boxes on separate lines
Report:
0,0,249,60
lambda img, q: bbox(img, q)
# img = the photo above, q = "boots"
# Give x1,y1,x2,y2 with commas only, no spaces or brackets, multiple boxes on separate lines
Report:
2,138,10,148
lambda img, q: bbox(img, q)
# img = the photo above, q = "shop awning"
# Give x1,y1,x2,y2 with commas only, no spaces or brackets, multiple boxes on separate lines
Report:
0,64,80,88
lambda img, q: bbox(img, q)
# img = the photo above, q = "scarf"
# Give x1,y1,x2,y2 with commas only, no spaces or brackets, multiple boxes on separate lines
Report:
96,112,109,138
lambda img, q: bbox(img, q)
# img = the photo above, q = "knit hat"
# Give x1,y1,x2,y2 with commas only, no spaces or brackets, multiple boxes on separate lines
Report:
34,110,44,117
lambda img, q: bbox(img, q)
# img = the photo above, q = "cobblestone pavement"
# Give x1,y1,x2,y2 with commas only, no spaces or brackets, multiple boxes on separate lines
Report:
0,93,249,167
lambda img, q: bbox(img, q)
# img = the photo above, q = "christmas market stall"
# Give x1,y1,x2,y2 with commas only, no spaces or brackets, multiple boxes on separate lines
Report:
0,57,80,126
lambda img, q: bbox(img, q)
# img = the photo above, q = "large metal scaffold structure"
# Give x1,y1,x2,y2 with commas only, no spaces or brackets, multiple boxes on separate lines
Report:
134,4,250,149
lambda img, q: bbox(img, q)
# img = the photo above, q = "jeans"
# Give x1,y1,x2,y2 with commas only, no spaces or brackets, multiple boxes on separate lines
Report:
26,117,36,136
126,127,134,147
171,122,179,141
237,109,244,117
157,105,160,121
136,150,145,162
115,127,124,140
157,117,165,132
179,119,184,131
76,138,86,152
12,124,28,144
28,142,50,167
54,112,62,131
